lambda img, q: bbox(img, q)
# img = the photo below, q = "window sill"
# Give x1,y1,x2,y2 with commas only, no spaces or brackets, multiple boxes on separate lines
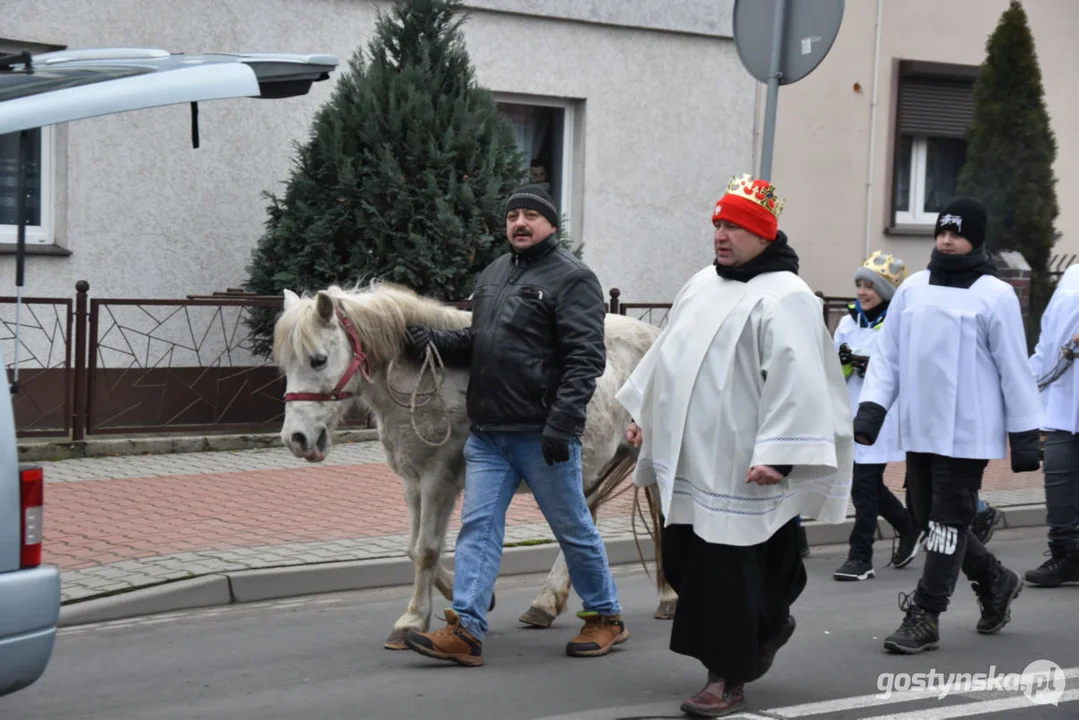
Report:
0,244,72,257
884,224,935,238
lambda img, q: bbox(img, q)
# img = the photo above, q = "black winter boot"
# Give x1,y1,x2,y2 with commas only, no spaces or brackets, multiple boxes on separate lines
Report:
1025,543,1079,587
972,564,1023,634
883,592,939,654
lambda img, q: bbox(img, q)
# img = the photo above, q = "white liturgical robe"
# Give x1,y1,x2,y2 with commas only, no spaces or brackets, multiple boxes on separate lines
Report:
1029,265,1079,433
834,314,905,464
616,265,854,547
859,270,1043,458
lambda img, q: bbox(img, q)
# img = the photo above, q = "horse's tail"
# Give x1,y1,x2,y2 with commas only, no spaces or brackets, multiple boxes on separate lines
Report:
585,444,637,512
632,484,667,593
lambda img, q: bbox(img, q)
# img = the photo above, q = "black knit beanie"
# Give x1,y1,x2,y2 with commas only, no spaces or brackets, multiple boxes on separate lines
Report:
505,183,559,228
935,198,987,248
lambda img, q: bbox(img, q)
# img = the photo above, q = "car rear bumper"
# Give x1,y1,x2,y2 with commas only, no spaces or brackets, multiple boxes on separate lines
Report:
0,564,60,697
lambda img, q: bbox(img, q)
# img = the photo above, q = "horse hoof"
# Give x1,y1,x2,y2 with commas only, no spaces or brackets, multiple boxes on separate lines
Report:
653,599,677,620
518,606,556,629
384,627,411,650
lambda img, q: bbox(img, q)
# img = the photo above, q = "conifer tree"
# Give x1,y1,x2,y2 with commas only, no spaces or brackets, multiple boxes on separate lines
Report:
244,0,544,356
955,0,1059,342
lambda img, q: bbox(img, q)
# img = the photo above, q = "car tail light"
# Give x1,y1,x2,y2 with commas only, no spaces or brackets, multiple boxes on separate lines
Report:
20,464,43,568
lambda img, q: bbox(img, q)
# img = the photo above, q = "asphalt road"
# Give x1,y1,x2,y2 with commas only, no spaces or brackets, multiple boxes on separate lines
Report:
3,527,1077,720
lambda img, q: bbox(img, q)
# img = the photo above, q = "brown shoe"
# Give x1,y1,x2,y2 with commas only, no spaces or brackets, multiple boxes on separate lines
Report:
565,611,629,657
403,609,484,667
680,674,746,717
752,615,796,681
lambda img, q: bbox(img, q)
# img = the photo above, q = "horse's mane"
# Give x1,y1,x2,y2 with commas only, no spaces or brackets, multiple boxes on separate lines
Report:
273,281,471,368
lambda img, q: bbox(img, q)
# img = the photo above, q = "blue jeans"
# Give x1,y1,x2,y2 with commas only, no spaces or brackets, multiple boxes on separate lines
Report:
451,431,621,641
977,497,987,513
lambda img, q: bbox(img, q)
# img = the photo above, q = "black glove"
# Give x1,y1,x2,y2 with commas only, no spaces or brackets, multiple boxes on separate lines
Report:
838,344,853,366
541,425,573,466
852,401,887,445
404,325,431,362
1009,429,1042,473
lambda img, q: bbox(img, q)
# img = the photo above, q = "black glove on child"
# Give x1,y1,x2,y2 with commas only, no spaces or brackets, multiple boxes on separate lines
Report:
404,325,432,362
852,402,887,446
838,344,853,366
541,425,573,466
1009,429,1042,473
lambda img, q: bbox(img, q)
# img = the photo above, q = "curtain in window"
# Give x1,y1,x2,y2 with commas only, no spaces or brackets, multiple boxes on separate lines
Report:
0,129,42,226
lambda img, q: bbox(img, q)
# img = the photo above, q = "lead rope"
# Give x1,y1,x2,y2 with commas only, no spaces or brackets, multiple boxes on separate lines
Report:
385,343,453,447
1037,341,1077,392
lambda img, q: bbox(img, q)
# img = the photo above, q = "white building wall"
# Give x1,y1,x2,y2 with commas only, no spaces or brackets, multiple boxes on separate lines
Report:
1,0,756,311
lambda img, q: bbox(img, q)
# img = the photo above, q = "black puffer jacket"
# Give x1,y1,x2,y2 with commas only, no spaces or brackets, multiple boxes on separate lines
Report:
425,234,607,435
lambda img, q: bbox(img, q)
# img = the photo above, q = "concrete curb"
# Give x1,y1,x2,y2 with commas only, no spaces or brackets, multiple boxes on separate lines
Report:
56,503,1049,628
19,428,379,462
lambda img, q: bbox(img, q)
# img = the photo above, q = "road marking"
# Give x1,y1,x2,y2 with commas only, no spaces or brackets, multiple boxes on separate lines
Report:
857,689,1079,719
766,667,1079,717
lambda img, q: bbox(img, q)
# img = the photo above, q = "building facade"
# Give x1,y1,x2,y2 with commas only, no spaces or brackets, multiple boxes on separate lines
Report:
759,0,1078,297
1,0,757,309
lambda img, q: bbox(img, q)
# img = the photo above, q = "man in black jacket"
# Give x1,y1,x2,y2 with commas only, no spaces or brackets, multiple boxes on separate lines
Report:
401,184,627,668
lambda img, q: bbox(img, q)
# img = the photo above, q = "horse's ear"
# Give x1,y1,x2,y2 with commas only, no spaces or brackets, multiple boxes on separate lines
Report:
282,288,300,311
315,291,335,324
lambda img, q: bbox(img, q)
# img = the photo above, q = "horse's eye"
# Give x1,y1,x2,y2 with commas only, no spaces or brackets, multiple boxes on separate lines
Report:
310,354,328,369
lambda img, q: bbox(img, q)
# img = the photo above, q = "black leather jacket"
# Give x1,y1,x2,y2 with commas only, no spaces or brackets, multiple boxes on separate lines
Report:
427,235,606,435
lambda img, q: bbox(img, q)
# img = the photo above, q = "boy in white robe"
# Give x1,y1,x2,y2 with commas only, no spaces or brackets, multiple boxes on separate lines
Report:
617,174,853,716
853,198,1043,654
832,251,921,582
1025,264,1079,586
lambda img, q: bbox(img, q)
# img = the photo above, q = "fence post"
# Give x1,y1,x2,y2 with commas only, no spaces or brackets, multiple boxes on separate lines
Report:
71,280,89,442
608,287,620,315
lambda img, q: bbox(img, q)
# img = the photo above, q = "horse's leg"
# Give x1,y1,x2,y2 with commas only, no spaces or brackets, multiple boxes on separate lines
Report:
519,551,570,628
386,474,456,650
433,475,463,603
645,483,678,620
385,478,423,650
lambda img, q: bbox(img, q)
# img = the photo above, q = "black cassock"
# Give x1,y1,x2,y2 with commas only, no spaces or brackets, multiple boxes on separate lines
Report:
661,516,807,684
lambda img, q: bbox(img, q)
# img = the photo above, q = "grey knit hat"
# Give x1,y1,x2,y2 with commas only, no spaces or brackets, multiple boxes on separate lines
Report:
505,183,559,228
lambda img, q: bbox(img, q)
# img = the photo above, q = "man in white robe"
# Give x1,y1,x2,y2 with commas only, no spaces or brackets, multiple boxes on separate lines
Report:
853,198,1042,655
1025,263,1079,586
617,174,853,717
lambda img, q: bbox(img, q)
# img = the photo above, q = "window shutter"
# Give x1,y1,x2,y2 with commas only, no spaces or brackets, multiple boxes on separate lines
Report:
896,76,975,139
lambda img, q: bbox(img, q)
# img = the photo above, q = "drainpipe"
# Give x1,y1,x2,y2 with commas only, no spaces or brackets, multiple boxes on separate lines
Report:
864,0,885,259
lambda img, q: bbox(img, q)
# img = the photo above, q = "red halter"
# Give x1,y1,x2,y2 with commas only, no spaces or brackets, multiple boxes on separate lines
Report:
283,303,371,403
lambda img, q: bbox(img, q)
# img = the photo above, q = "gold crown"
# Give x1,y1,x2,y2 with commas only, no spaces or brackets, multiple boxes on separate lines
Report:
862,250,909,287
725,173,785,218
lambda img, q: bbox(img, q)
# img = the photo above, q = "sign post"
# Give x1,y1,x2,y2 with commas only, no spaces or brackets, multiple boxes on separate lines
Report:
732,0,846,180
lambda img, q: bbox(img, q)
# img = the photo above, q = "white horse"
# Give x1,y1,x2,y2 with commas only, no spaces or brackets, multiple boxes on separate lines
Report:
273,281,677,649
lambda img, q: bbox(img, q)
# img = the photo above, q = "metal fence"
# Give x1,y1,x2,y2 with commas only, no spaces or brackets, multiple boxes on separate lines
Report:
1,281,856,440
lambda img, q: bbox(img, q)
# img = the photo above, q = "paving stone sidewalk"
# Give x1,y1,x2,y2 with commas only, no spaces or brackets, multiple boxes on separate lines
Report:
40,441,1048,603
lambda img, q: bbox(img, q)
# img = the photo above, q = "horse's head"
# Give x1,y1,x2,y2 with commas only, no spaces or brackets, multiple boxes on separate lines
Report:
274,287,376,462
274,282,471,461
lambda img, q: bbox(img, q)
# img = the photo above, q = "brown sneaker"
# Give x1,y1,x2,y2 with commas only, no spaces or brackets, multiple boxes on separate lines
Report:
404,609,484,667
565,611,629,657
680,674,746,717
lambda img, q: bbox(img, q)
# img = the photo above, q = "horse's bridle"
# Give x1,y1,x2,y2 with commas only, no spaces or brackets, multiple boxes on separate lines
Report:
283,302,371,402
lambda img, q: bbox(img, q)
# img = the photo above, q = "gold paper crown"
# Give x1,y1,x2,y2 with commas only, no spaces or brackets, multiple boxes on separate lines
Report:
725,173,785,219
862,250,909,287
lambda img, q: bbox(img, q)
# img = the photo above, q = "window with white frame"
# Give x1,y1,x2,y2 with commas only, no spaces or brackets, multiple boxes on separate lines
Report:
1,39,61,245
495,96,574,234
891,61,977,227
0,126,55,245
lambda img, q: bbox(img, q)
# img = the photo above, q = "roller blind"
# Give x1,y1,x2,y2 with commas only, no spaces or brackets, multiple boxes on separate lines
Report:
896,76,976,139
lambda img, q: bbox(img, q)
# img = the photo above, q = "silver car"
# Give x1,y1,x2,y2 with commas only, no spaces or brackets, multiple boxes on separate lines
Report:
0,46,337,697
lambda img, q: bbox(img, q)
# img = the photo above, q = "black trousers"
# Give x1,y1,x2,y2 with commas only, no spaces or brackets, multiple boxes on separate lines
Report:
905,452,998,614
662,518,806,684
849,462,913,562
